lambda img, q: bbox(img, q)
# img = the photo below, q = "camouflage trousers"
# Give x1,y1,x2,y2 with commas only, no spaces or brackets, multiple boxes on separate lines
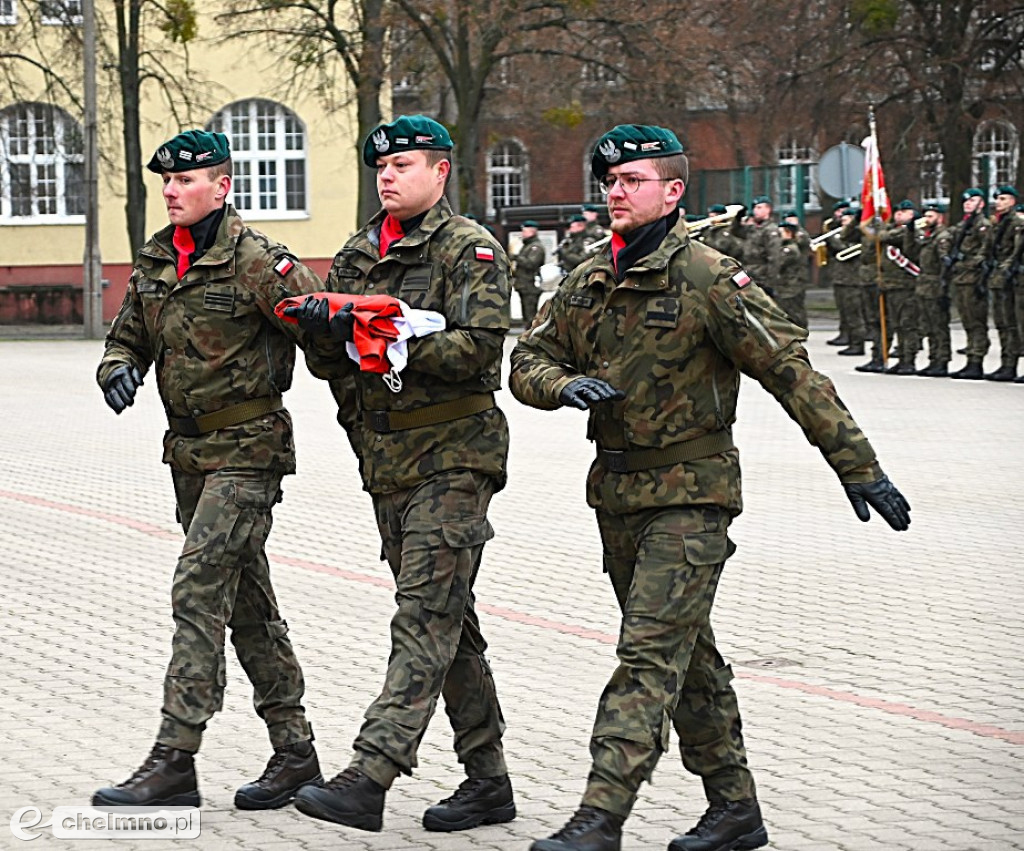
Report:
775,293,807,331
834,284,867,345
351,470,507,788
915,284,952,366
881,287,920,362
954,282,991,360
159,469,311,753
583,506,756,818
517,285,541,326
989,286,1020,367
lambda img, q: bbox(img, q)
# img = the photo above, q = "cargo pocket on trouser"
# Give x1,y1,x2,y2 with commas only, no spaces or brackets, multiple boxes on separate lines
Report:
426,515,495,614
159,657,228,751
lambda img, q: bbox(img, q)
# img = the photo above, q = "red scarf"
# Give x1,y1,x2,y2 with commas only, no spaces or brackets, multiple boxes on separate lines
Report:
379,215,404,257
610,232,627,275
172,226,195,279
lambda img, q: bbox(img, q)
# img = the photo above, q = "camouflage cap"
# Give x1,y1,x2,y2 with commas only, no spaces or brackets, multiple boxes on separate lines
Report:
994,184,1019,198
962,187,985,199
591,124,683,178
362,115,453,167
147,130,230,174
752,195,772,206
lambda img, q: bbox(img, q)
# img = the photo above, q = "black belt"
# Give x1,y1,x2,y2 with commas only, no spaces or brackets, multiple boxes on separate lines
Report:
168,396,284,437
363,392,495,434
598,429,734,473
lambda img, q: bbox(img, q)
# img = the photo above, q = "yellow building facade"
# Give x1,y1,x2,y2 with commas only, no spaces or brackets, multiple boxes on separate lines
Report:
0,0,361,322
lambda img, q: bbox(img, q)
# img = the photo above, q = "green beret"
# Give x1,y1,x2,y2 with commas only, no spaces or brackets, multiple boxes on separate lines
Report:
569,214,586,223
685,214,702,223
752,195,772,206
833,200,851,211
781,209,798,219
923,202,946,213
962,187,984,199
362,115,452,167
147,130,230,174
779,221,798,232
708,204,727,214
994,185,1019,198
846,205,861,216
591,124,683,178
896,199,916,211
582,204,601,213
522,220,539,228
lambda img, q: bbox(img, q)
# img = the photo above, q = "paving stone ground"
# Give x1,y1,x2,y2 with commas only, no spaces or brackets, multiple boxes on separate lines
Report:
1,323,1022,850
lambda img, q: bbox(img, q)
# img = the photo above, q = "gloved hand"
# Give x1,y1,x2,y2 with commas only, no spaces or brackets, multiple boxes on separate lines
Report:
559,377,624,410
940,255,954,269
103,364,143,414
283,296,355,342
843,475,911,531
730,206,747,233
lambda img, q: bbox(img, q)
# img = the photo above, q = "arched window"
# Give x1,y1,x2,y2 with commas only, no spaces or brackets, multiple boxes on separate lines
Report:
487,139,528,217
583,139,604,204
0,102,83,221
918,141,947,206
776,138,819,212
208,99,308,218
973,120,1019,196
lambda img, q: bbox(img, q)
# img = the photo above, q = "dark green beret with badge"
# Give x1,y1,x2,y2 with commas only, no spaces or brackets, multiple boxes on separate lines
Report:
752,195,772,206
362,114,453,167
962,187,984,199
569,214,585,223
147,130,230,174
896,199,916,211
591,124,683,179
582,203,602,213
833,200,851,211
923,202,947,213
708,204,727,215
994,185,1019,198
522,220,539,228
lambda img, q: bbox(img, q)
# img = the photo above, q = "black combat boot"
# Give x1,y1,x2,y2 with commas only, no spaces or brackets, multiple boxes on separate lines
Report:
917,362,948,377
854,357,885,373
422,774,516,831
235,740,323,810
837,343,865,356
827,334,849,346
668,799,768,851
984,365,1017,382
885,360,917,375
293,766,385,831
950,360,984,379
530,806,624,851
1015,374,1024,384
92,743,200,807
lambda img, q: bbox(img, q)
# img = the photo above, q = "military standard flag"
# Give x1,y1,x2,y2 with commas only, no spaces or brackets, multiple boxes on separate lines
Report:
860,126,891,223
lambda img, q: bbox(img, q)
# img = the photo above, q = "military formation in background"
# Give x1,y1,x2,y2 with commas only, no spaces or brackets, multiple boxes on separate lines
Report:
548,186,1024,385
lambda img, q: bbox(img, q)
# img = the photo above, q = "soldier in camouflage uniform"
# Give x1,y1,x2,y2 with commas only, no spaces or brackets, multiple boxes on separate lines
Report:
776,220,809,329
908,203,951,376
983,186,1024,381
941,188,993,379
825,206,869,356
512,125,911,851
514,219,547,325
843,214,889,372
1009,205,1024,384
558,214,591,273
583,203,608,246
733,195,782,296
821,201,852,346
286,115,516,836
700,204,745,261
873,200,922,375
93,130,324,810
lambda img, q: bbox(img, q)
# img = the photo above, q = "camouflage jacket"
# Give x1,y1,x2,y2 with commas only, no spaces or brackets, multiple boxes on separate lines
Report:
908,224,947,295
584,220,607,246
558,232,590,272
513,235,546,290
701,225,744,263
776,237,808,297
823,225,859,287
989,211,1024,289
736,219,782,288
938,213,992,286
876,222,919,289
509,214,880,515
97,205,324,475
308,197,511,495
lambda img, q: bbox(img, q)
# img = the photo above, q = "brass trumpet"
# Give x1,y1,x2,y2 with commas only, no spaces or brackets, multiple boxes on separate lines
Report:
585,204,744,254
835,244,862,261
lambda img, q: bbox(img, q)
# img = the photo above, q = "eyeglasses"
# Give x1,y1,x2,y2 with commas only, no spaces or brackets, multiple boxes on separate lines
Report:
598,174,676,194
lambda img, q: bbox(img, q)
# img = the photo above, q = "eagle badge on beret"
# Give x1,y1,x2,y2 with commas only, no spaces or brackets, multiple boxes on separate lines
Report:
372,129,389,153
157,147,174,169
598,139,620,163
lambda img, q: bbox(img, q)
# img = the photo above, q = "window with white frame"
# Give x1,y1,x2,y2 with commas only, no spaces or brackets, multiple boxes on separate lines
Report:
1,0,17,24
0,102,84,221
973,120,1019,196
208,99,308,218
776,138,819,211
919,141,948,205
40,0,81,24
583,140,604,204
487,140,528,216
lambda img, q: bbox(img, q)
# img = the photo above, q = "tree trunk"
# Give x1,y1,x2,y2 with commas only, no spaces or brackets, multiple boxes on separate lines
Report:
355,0,386,223
116,0,146,256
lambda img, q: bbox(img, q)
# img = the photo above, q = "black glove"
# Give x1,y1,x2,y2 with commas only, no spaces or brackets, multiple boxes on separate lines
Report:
283,296,355,342
974,283,989,300
559,377,625,410
730,206,747,233
940,255,954,269
843,475,911,531
103,364,143,414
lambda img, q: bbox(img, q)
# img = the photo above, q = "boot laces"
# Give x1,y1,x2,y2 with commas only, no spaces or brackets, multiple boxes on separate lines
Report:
552,806,608,839
438,777,489,806
689,802,731,836
324,767,366,791
123,744,172,787
254,749,291,785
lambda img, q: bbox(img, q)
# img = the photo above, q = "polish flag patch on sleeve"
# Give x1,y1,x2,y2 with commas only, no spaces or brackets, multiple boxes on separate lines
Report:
274,256,296,277
474,246,495,262
731,270,751,288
